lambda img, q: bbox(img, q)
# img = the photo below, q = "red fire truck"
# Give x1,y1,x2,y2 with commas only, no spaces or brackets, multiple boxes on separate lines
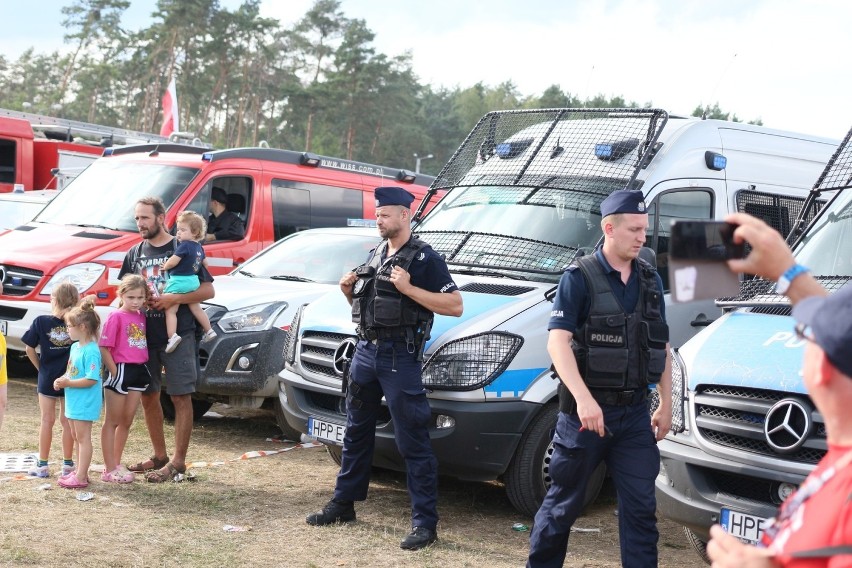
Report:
0,107,190,193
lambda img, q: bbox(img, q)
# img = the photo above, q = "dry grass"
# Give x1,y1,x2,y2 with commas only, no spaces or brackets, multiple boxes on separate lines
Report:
0,375,694,567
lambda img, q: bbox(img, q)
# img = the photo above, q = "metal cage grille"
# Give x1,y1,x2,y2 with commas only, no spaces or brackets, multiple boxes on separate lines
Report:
430,108,668,193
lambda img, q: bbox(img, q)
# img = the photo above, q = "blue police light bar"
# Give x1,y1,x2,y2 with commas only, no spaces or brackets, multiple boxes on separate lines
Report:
705,151,727,171
594,138,640,161
201,152,214,162
495,138,533,159
102,148,115,156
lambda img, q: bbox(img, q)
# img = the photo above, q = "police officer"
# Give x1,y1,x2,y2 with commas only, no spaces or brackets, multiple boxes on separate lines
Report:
527,189,673,568
305,186,463,551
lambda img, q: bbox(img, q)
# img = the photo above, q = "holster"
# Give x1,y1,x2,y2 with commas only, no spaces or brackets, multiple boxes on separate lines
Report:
551,363,577,414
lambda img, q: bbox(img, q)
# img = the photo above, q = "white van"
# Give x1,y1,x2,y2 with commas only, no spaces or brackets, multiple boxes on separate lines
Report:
654,126,852,562
277,108,838,516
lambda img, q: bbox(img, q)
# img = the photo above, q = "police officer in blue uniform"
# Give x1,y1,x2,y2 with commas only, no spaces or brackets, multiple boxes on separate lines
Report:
306,186,463,551
527,189,673,568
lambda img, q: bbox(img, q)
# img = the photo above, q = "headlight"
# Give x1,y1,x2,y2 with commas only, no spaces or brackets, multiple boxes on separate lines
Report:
283,304,306,365
422,331,524,391
40,263,106,295
217,302,288,333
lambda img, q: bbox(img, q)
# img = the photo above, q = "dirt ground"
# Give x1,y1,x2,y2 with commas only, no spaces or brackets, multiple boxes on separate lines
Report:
0,374,700,567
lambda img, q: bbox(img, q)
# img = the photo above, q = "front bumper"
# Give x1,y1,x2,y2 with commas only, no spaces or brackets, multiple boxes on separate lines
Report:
197,327,287,400
278,368,541,482
0,299,113,353
656,435,805,540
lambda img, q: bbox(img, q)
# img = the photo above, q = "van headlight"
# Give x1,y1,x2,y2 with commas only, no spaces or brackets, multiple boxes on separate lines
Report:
422,331,524,391
283,304,306,365
218,302,288,333
649,348,687,434
40,263,106,295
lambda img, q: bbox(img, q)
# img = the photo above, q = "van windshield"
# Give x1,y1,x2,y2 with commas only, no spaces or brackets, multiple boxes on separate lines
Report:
796,190,852,277
416,182,612,283
34,159,200,232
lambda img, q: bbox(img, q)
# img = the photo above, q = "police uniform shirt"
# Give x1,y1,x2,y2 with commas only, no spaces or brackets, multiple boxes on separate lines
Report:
548,249,666,333
380,241,458,297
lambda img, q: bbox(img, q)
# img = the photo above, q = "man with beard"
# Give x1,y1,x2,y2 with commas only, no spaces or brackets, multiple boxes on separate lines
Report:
120,197,214,482
305,186,463,551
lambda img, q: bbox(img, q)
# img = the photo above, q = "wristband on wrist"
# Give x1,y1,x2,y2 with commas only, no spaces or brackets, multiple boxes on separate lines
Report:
776,263,810,294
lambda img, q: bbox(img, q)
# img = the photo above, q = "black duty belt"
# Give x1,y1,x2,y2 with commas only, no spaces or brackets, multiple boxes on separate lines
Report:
588,389,647,407
358,327,410,341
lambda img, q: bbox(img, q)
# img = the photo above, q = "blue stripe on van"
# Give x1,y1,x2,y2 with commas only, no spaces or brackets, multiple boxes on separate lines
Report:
484,367,547,398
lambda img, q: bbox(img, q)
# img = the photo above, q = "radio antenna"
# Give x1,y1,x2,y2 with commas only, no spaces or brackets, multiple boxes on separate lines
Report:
705,53,738,118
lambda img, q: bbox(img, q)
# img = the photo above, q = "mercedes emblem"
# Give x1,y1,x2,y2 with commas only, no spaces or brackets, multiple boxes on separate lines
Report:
764,398,812,453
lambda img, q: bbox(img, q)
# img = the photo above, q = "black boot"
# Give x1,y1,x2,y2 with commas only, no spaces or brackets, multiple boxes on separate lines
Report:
400,526,437,550
305,499,356,526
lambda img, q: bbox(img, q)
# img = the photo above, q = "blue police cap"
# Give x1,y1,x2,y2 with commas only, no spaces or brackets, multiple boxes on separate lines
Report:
375,186,415,208
599,190,647,217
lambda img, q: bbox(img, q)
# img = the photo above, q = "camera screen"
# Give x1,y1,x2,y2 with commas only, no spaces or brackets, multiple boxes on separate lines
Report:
669,221,744,260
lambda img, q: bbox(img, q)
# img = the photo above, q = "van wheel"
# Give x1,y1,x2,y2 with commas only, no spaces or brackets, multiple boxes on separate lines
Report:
326,445,343,466
683,527,711,565
159,393,213,422
273,400,305,443
505,403,606,517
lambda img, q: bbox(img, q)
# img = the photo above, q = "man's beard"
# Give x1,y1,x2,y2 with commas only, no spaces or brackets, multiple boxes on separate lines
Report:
142,224,162,239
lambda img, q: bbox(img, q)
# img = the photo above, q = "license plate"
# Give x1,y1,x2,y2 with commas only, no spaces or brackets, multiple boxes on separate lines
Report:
308,416,346,445
720,508,768,545
0,320,6,336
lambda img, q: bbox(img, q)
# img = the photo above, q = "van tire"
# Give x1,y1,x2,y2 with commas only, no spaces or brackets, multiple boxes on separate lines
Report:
159,393,213,422
505,403,606,517
273,400,306,443
683,527,711,565
327,445,343,466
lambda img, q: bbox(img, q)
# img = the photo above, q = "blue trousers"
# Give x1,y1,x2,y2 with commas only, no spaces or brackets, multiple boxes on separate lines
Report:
333,339,438,530
527,400,660,568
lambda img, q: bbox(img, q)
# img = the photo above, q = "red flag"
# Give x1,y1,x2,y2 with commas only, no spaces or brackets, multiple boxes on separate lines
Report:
160,77,179,137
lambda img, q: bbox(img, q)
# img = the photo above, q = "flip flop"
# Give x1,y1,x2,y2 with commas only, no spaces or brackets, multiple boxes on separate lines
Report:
145,462,186,483
127,455,169,473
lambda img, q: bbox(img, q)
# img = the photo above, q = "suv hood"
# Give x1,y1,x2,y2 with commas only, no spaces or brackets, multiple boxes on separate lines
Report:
679,311,806,394
205,274,334,311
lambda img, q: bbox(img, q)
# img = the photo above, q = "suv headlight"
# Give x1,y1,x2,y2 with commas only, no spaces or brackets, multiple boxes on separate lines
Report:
40,263,106,295
218,302,288,333
422,331,524,391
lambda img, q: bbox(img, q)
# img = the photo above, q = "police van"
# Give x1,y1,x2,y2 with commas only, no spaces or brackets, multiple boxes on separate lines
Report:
654,126,852,562
277,108,838,517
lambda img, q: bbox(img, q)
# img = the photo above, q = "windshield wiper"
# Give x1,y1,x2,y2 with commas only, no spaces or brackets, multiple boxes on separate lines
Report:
237,270,256,278
72,223,114,230
269,275,315,282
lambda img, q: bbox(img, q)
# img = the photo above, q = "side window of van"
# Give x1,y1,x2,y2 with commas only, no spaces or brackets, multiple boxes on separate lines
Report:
184,177,252,238
0,139,16,184
735,189,823,240
647,189,714,291
272,180,363,241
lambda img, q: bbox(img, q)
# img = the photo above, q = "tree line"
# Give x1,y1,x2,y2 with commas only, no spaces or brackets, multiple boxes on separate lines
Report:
0,0,758,176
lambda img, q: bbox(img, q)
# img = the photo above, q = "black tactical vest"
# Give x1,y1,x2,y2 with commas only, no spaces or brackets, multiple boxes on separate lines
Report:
351,235,433,333
572,255,668,389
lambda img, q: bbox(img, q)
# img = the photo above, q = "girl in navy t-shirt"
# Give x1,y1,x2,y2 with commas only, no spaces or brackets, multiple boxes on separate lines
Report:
22,281,79,479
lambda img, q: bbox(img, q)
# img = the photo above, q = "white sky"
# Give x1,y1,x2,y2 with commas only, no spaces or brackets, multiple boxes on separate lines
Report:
5,0,852,140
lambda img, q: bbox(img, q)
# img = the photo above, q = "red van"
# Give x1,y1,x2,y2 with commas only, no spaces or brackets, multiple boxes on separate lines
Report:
0,144,434,354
